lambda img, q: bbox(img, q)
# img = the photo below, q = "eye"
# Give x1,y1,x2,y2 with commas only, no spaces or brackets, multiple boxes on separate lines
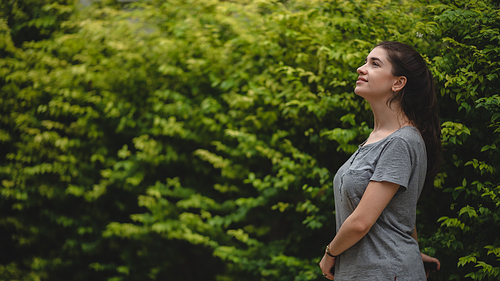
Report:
372,61,380,67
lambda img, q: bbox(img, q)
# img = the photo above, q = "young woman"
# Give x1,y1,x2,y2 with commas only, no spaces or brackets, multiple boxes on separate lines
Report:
319,41,441,280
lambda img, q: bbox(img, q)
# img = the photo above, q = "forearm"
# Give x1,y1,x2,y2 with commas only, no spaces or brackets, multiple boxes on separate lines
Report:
327,215,371,256
327,181,400,256
329,181,399,255
411,226,441,270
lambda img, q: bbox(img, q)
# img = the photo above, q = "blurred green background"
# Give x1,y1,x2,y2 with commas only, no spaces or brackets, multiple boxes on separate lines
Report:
1,0,499,280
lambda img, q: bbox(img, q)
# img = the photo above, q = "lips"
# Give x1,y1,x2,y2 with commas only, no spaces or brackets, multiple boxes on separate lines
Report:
357,77,368,82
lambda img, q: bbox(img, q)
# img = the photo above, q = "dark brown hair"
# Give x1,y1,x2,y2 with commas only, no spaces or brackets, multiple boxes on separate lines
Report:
376,41,441,189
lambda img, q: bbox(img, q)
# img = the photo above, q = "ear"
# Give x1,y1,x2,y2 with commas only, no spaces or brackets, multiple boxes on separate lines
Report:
392,76,407,92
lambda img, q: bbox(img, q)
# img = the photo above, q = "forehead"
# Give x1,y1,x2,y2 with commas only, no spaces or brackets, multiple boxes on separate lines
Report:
367,47,389,62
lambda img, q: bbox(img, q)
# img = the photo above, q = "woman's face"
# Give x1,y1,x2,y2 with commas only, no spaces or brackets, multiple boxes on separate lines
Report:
354,47,399,101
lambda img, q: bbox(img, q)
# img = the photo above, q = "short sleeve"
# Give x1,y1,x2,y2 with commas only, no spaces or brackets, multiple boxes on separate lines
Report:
370,137,412,191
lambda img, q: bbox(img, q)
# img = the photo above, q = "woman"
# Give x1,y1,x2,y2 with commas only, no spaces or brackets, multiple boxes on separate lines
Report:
319,41,441,280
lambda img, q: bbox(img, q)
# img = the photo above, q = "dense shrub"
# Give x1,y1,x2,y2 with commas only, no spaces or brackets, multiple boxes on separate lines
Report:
1,0,499,280
423,1,500,280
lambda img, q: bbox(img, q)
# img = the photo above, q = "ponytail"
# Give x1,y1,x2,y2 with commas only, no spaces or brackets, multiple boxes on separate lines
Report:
377,41,441,189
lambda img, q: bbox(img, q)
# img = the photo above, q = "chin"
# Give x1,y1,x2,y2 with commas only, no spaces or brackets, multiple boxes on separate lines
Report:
354,87,365,97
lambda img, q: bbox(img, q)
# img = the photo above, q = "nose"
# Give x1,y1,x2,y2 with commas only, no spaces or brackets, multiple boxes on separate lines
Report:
357,64,367,75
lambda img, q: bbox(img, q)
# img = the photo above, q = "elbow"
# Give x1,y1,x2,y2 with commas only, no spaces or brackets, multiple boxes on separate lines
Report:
349,218,372,236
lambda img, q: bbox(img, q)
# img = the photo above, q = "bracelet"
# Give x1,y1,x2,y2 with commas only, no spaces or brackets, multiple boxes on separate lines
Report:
325,245,338,258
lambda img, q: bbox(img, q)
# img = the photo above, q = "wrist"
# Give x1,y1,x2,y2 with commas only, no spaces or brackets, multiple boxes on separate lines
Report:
325,245,338,258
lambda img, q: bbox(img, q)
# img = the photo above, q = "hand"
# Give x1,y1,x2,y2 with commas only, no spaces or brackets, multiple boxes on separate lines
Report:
319,254,335,280
421,252,440,278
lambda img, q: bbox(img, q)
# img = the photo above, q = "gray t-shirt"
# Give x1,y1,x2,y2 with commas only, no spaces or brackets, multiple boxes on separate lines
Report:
332,126,427,280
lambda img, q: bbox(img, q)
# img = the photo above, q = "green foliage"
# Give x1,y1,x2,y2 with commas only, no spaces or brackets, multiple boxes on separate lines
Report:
422,1,500,280
0,0,75,46
1,0,499,280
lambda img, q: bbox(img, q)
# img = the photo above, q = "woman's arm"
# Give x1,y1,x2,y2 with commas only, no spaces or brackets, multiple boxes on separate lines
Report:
412,226,419,242
319,180,399,279
328,180,400,255
412,226,441,276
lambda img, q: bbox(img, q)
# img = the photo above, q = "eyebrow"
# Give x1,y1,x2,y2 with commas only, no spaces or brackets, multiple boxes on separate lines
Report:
366,57,384,65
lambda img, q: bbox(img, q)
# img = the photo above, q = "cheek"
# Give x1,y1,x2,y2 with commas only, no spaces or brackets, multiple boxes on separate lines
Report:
372,74,394,88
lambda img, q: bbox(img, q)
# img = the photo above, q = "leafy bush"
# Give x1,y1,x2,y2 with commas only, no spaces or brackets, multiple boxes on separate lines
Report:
1,0,499,280
422,1,500,280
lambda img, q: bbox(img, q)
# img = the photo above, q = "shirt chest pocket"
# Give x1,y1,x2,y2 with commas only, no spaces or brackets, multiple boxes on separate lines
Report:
342,169,373,205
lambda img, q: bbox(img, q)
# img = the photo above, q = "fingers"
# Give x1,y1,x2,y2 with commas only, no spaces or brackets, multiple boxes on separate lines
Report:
429,257,441,270
421,252,441,271
319,264,335,279
319,255,336,279
434,258,441,270
322,272,334,280
319,264,331,279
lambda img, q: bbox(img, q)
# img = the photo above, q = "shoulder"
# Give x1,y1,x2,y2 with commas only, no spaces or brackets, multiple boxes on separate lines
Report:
390,126,424,146
384,126,426,158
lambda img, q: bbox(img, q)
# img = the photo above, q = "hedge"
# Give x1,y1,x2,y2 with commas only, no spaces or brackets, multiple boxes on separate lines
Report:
1,0,499,280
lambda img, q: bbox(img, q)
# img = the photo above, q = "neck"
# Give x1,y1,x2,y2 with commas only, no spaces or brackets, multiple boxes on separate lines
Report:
369,99,410,133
